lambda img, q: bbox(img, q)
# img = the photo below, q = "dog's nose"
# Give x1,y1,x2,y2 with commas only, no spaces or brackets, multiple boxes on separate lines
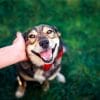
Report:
39,39,49,49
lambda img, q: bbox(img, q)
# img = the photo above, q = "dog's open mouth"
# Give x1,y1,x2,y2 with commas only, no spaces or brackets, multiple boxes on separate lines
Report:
40,49,52,62
31,44,57,63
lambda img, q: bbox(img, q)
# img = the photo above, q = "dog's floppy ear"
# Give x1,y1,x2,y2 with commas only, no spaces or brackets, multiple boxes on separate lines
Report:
23,31,28,41
23,29,32,41
51,26,61,37
23,29,32,46
51,26,58,32
57,32,61,37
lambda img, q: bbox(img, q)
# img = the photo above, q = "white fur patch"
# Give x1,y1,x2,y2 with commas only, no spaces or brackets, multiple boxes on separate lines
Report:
56,73,66,83
34,69,46,84
15,90,24,98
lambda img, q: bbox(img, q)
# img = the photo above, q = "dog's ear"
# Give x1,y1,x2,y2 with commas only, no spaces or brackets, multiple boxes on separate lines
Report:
57,32,61,37
51,26,61,37
51,26,58,33
23,31,30,46
23,31,28,41
23,29,32,41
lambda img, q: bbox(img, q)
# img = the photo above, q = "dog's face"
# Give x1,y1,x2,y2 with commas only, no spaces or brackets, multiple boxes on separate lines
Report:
25,25,61,66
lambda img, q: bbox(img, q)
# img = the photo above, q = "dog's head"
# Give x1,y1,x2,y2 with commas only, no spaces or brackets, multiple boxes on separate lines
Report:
24,24,61,67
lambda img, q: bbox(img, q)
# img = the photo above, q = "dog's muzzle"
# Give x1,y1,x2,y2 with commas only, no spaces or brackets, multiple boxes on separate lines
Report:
31,44,57,63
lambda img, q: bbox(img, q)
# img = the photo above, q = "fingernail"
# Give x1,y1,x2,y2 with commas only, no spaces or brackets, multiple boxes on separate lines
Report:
16,32,22,37
17,32,21,35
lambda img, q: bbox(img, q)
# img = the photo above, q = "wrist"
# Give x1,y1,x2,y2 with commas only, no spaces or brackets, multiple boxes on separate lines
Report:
11,44,27,62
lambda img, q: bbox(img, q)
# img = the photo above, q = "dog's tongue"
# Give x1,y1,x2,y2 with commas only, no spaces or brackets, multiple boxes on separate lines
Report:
40,49,52,61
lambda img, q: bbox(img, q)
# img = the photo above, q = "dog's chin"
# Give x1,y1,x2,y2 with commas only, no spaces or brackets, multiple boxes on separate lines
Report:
31,44,57,63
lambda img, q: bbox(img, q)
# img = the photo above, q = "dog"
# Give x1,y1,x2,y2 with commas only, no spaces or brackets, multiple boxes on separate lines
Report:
15,24,66,98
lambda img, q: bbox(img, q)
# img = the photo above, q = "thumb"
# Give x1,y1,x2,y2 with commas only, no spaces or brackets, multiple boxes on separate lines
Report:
13,32,23,44
16,32,23,39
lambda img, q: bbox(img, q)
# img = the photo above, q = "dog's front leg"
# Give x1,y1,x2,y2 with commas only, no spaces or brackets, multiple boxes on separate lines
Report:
34,69,46,84
15,76,27,98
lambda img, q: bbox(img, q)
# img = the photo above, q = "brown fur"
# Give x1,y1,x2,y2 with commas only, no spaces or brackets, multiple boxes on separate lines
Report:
15,24,66,98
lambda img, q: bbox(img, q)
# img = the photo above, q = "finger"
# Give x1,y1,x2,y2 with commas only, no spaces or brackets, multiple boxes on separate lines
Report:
16,32,23,38
13,39,17,44
13,32,22,44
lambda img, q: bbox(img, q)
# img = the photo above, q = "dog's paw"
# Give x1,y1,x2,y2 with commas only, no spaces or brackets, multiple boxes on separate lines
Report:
35,75,45,84
34,69,46,83
15,85,26,98
15,90,24,98
56,73,66,83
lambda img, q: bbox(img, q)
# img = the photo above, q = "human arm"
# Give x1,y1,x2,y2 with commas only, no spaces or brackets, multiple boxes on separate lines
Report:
0,32,27,69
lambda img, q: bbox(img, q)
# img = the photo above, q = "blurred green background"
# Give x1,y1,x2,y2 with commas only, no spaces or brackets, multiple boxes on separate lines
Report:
0,0,100,100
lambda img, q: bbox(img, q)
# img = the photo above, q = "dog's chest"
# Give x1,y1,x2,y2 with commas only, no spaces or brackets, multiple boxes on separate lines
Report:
18,60,60,79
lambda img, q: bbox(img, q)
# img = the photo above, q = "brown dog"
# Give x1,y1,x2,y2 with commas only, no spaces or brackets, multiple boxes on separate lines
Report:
15,24,66,98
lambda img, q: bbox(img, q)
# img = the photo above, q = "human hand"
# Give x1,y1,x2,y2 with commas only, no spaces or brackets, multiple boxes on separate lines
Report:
13,32,27,61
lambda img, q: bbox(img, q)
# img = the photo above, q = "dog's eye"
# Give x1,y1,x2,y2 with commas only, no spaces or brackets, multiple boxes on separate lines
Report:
29,34,36,38
47,30,55,38
47,30,53,34
28,34,36,44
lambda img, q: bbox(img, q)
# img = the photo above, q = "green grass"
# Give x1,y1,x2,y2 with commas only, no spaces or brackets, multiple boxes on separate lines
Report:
0,0,100,100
